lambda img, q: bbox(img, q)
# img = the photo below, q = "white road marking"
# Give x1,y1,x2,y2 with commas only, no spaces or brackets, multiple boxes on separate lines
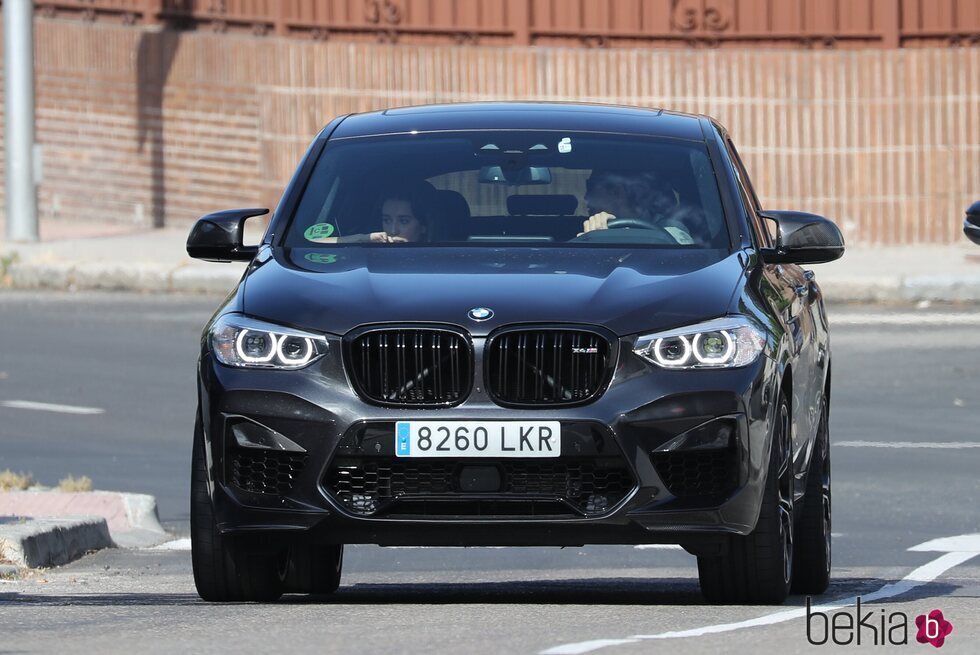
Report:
836,441,980,449
909,534,980,553
540,533,980,655
546,641,639,655
633,545,684,551
0,400,105,415
832,313,980,326
150,538,191,551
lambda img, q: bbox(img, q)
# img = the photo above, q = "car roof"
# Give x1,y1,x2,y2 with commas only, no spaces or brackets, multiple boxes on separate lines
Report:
327,102,708,141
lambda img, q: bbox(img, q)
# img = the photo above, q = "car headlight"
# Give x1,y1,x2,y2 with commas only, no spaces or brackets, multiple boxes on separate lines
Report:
209,314,327,369
633,317,766,369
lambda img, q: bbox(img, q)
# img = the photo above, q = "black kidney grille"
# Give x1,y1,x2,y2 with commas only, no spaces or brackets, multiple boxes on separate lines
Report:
349,329,471,405
231,449,308,495
650,449,737,498
325,457,634,517
487,330,610,405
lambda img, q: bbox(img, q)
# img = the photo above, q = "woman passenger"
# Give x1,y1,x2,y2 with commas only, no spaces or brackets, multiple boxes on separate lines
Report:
309,186,431,244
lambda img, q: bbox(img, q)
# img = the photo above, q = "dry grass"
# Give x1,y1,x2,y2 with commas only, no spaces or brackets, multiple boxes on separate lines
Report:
57,475,93,492
0,469,35,491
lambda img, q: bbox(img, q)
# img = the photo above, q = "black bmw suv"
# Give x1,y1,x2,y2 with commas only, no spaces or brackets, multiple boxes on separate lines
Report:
187,103,844,604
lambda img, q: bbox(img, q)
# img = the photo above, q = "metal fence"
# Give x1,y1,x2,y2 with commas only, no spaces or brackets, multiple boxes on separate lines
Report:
25,0,980,48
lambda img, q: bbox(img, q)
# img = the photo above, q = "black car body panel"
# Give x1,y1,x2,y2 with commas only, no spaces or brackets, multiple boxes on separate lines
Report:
192,102,839,557
243,247,744,337
328,103,707,141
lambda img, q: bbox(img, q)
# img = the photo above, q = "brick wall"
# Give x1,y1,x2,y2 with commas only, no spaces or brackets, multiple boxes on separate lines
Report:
2,17,979,243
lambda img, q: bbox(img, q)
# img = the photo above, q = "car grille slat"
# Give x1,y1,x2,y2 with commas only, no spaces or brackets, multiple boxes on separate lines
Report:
348,328,471,406
570,333,579,395
535,333,546,399
450,334,459,396
378,333,387,399
487,329,611,406
551,332,565,389
499,334,509,398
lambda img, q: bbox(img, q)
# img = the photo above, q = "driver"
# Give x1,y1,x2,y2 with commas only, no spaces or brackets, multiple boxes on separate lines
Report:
580,169,695,244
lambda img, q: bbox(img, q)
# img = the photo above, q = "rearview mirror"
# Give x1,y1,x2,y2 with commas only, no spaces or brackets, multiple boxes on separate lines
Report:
964,201,980,245
478,165,552,185
186,208,268,262
758,211,845,265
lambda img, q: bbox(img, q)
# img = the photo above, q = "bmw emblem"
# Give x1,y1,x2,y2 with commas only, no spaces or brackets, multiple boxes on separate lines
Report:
468,307,494,322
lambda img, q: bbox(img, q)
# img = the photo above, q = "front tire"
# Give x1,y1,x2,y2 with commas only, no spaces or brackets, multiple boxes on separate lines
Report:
697,394,795,604
791,398,832,594
191,411,285,602
283,541,344,595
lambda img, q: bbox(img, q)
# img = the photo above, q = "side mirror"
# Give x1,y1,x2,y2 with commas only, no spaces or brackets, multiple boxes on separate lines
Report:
758,211,845,265
186,208,268,262
964,201,980,245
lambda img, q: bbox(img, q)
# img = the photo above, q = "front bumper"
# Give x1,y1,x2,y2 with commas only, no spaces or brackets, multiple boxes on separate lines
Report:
197,337,778,549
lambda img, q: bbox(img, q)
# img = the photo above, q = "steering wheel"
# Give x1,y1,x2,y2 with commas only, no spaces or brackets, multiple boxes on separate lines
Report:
599,216,679,244
606,217,661,230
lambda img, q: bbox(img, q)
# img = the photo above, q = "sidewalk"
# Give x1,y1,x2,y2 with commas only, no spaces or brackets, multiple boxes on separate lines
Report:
1,223,979,303
0,225,245,294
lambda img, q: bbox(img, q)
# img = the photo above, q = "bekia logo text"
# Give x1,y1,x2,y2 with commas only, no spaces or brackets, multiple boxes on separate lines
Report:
807,597,953,648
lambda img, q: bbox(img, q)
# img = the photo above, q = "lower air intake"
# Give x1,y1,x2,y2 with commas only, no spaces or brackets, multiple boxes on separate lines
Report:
230,449,307,495
324,457,634,518
650,448,737,497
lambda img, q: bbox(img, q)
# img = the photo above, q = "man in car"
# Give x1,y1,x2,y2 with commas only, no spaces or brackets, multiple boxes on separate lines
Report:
581,169,697,244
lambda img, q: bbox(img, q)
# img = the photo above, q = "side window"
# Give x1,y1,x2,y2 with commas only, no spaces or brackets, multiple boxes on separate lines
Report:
725,138,773,248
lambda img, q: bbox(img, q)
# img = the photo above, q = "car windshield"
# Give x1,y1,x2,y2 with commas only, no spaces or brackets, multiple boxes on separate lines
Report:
283,131,730,251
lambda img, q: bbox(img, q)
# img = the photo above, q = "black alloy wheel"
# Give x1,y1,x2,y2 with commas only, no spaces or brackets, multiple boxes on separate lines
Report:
775,399,795,589
697,392,795,604
792,395,832,593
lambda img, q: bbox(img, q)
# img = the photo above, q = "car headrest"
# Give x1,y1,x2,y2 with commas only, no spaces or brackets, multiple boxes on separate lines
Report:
507,194,579,216
436,190,471,219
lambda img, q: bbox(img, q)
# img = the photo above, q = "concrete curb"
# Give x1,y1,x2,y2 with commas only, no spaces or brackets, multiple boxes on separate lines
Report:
117,492,169,548
0,490,169,549
0,517,113,569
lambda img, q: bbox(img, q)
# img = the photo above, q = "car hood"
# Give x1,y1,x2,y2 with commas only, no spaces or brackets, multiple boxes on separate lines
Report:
241,247,746,337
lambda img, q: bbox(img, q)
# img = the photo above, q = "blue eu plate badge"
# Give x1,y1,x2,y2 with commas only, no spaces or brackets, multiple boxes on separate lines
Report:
396,422,411,456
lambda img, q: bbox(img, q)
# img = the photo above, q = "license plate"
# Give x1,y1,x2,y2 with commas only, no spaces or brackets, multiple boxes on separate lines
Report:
395,421,561,458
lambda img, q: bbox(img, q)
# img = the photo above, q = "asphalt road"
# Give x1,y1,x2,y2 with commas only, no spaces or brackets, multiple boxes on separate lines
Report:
1,292,979,653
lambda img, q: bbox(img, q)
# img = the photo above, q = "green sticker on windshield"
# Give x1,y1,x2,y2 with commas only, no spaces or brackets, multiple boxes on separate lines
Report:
304,252,338,264
304,223,335,241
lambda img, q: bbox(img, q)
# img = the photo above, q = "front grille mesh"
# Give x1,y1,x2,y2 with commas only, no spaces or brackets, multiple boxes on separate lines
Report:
231,449,308,495
486,329,610,405
325,458,634,517
650,449,737,497
348,329,470,405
